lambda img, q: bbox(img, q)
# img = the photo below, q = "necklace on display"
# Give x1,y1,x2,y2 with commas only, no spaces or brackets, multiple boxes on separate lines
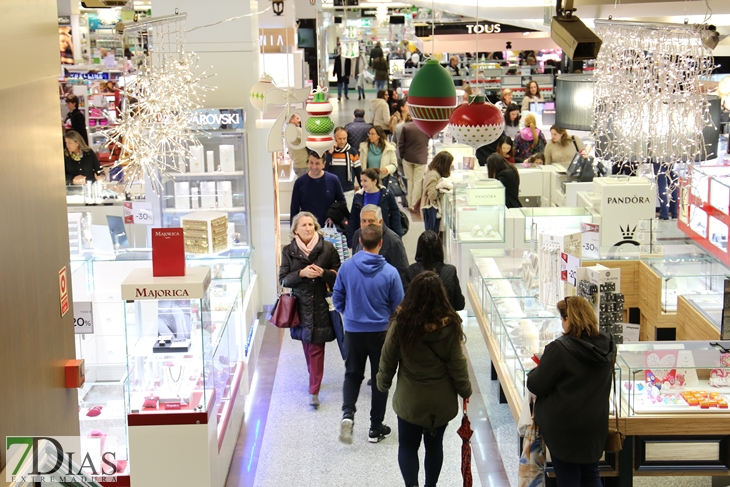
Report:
167,366,185,394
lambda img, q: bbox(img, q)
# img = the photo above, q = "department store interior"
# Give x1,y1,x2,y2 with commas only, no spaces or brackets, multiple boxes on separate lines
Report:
3,0,730,485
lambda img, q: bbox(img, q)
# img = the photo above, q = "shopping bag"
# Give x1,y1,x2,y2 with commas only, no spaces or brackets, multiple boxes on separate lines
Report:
326,294,347,360
322,222,350,262
518,420,545,487
384,173,407,197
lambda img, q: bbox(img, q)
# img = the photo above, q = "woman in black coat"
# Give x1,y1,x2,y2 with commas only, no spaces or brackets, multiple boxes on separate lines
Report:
348,168,403,246
526,296,616,486
403,231,465,309
64,94,88,144
64,130,103,185
279,211,341,408
487,153,522,208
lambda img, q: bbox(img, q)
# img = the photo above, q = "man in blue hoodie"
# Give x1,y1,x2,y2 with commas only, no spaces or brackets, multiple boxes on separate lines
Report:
333,224,404,445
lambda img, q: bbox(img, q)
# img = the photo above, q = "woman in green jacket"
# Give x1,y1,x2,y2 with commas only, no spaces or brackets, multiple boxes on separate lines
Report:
377,271,472,487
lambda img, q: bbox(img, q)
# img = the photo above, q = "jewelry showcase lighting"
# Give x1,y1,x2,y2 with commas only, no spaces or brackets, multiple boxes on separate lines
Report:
105,14,215,194
591,20,715,181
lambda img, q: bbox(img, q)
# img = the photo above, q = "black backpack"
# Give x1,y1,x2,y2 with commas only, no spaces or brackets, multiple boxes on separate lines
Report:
399,209,409,236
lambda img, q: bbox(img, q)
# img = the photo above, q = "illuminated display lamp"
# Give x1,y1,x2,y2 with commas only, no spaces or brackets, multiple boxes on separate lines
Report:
408,59,457,138
448,94,505,148
249,74,276,112
305,89,335,156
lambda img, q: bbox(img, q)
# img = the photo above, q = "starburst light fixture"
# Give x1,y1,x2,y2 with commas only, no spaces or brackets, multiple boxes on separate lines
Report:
104,14,214,194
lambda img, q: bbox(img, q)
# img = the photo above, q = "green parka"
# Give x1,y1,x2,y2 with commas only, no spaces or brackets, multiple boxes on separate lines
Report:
377,321,472,428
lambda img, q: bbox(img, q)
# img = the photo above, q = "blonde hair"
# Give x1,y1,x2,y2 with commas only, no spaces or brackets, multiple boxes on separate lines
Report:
523,113,539,149
558,296,599,337
64,130,92,156
500,89,513,103
290,212,322,240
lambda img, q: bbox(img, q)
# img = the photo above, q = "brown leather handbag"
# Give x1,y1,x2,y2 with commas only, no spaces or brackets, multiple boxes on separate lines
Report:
269,291,300,328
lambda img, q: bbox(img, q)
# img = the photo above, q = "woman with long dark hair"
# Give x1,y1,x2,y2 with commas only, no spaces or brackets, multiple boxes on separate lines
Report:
359,125,397,180
348,168,403,245
487,153,521,208
405,231,465,310
377,271,472,487
504,103,521,139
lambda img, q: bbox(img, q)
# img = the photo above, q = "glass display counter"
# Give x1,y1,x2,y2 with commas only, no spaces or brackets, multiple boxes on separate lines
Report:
642,255,729,312
469,249,538,319
520,207,594,243
618,341,730,416
683,293,723,330
444,179,506,243
161,124,250,248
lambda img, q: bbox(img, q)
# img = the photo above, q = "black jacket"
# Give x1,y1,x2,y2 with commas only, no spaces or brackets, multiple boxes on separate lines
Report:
65,108,88,144
333,55,352,83
64,150,102,185
279,238,341,344
497,168,522,208
404,262,464,311
352,225,408,290
348,188,403,246
526,332,616,464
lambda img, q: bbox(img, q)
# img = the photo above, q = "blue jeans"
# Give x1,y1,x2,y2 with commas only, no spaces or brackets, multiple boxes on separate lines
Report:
653,163,678,219
376,80,386,91
397,417,448,487
337,80,349,99
551,455,601,487
358,86,365,98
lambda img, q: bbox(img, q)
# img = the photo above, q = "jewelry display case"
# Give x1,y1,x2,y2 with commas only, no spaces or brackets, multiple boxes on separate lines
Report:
443,179,506,243
679,164,730,266
642,255,729,312
160,110,250,248
518,207,594,243
618,341,730,416
683,293,723,330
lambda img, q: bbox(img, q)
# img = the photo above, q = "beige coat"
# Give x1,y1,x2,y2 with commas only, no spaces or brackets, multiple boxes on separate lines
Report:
287,127,309,169
369,98,391,132
544,137,585,165
421,169,443,212
359,141,397,177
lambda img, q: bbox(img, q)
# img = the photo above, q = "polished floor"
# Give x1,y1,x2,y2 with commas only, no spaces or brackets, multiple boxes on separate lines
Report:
223,89,713,486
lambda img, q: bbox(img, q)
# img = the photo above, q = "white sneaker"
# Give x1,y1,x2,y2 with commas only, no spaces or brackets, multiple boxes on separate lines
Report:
339,416,354,444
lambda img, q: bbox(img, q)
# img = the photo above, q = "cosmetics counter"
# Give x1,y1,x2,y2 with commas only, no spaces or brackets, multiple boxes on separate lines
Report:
467,249,730,483
70,250,260,487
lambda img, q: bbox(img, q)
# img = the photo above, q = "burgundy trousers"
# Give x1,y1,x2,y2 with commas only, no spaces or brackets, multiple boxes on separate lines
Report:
302,342,326,394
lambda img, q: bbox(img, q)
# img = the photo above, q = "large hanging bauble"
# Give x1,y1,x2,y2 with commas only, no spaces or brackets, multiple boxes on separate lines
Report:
408,59,457,138
305,89,335,156
448,95,505,148
249,74,276,112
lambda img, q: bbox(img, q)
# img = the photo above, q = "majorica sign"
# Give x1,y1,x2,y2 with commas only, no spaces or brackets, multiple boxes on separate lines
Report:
607,196,651,205
466,24,501,34
135,288,189,298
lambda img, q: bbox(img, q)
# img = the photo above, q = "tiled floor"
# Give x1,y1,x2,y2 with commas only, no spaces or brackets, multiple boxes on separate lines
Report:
224,89,716,486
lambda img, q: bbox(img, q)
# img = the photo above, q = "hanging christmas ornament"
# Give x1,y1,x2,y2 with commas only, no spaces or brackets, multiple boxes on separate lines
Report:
249,74,276,112
305,88,335,156
448,94,505,148
408,59,457,137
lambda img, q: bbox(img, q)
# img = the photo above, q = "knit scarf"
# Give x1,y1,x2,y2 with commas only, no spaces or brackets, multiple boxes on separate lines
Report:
333,143,354,181
295,232,319,257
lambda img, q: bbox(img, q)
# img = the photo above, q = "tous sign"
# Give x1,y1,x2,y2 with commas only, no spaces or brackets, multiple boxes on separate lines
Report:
466,24,501,34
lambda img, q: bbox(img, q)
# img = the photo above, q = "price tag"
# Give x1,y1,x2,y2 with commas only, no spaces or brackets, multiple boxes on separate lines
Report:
581,222,600,259
74,301,94,334
561,251,580,286
123,202,154,225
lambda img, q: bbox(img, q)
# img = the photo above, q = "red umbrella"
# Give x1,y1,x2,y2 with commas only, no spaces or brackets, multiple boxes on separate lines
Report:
457,398,473,487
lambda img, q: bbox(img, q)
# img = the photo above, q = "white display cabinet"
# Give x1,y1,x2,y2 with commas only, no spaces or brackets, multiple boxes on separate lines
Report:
516,207,595,244
161,109,250,248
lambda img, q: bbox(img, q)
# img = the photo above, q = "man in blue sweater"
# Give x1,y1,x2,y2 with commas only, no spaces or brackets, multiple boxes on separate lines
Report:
290,152,346,226
333,224,404,445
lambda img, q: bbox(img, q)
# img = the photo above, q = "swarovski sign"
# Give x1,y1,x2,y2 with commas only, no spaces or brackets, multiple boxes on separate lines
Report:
191,109,245,130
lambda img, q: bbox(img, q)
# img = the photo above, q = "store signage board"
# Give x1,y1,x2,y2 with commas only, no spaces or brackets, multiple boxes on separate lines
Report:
74,301,94,334
68,72,110,80
191,109,245,130
123,202,154,225
561,252,580,286
59,267,69,317
466,188,504,206
581,222,600,259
